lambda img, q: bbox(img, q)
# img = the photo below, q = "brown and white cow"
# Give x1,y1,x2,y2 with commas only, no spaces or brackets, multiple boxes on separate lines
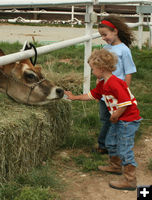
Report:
0,49,64,105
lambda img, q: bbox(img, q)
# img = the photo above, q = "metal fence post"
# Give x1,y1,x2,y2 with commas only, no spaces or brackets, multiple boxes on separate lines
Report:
83,4,93,94
149,13,152,48
71,6,74,27
138,4,143,49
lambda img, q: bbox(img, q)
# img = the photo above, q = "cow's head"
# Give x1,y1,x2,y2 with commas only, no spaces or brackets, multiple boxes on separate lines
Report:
0,49,64,105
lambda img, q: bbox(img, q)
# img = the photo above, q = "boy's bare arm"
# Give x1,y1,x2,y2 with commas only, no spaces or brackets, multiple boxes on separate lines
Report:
110,106,127,123
64,91,91,101
96,78,100,85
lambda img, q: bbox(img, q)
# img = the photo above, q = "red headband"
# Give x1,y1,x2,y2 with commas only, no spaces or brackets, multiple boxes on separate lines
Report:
101,20,116,29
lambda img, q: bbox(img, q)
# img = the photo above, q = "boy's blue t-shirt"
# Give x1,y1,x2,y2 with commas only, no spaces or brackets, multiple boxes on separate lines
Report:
103,43,136,81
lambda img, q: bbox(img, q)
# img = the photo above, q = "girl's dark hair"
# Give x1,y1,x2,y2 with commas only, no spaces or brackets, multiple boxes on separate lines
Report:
98,15,135,47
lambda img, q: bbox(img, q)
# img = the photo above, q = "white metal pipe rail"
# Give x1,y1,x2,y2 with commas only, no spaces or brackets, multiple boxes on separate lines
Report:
0,0,94,9
0,0,151,9
0,9,86,16
0,9,145,20
0,34,92,66
0,10,140,18
0,9,148,20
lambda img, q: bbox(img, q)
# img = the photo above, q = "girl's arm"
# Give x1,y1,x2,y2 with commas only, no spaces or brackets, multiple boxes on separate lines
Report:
125,74,132,87
110,106,127,123
64,91,91,101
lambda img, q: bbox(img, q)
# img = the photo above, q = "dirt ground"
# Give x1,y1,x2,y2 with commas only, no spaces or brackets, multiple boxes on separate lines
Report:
53,130,152,200
0,23,150,46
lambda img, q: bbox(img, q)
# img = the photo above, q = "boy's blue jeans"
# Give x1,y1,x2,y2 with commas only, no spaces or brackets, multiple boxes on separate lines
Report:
98,100,111,149
105,120,141,167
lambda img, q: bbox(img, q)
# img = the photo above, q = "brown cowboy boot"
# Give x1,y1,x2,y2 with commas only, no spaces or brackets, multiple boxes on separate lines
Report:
109,164,137,191
98,156,122,175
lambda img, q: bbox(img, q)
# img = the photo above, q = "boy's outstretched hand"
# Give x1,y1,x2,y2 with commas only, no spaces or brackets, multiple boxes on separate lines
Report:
64,91,76,100
64,91,91,101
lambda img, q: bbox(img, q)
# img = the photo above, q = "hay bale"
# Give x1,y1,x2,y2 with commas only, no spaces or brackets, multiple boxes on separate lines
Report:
43,70,84,94
0,93,71,181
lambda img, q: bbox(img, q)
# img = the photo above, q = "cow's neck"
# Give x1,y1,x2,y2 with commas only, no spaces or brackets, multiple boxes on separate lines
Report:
0,67,11,93
0,72,7,93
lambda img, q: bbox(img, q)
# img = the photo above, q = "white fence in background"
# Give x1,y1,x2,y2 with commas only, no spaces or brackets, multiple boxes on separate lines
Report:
0,0,152,93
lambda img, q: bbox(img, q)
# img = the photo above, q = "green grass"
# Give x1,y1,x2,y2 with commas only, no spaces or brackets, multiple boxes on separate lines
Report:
72,153,108,172
0,41,22,54
0,185,59,200
0,163,62,200
0,42,152,199
14,187,58,200
15,165,61,189
148,159,152,171
130,47,152,132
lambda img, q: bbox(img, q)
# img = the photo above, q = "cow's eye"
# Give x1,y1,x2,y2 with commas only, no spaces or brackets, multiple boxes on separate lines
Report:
27,73,36,80
24,72,39,83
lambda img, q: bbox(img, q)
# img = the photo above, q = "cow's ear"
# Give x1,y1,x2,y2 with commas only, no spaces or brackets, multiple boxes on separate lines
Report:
20,59,33,67
0,65,4,70
0,49,5,56
0,50,5,69
34,66,42,73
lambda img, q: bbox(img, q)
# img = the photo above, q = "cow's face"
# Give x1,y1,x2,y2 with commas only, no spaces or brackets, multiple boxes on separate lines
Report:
0,52,64,105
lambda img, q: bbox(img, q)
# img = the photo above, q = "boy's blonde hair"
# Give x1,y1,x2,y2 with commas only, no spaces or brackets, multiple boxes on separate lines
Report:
88,49,117,72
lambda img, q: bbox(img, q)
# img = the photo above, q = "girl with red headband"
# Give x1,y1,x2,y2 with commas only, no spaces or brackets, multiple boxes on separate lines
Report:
94,15,137,190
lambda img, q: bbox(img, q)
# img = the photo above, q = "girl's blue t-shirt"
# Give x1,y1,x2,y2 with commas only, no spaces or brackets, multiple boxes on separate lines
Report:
103,43,136,80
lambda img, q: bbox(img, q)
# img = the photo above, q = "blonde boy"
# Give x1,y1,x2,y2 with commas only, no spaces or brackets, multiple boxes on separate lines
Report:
65,49,141,190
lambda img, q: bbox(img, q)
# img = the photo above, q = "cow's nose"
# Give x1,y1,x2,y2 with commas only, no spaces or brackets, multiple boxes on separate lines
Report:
56,88,64,98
